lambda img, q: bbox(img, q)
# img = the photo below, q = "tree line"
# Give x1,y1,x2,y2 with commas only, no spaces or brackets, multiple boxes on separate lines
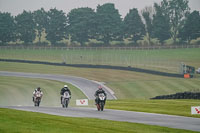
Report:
0,0,200,46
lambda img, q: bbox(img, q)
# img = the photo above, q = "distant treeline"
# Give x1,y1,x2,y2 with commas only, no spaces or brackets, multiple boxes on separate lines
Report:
0,0,200,46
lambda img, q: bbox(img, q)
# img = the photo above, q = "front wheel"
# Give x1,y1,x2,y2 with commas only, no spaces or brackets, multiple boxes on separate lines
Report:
34,101,40,107
34,102,37,106
63,98,69,108
100,102,104,111
96,104,100,111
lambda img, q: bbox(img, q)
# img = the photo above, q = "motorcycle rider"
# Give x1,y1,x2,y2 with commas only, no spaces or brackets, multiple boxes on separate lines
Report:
32,87,43,102
94,85,107,105
60,85,71,104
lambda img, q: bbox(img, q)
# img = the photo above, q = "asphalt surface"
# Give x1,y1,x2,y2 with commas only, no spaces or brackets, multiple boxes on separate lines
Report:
3,106,200,132
0,71,116,100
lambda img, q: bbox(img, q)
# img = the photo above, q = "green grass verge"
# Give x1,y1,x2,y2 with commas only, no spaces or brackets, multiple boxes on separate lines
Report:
0,108,196,133
106,99,200,118
107,78,200,99
0,76,86,106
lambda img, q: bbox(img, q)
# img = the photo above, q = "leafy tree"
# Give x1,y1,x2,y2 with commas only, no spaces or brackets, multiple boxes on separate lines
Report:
96,3,122,44
15,10,36,44
67,7,96,46
169,0,190,44
160,0,190,44
142,6,154,45
0,12,16,44
123,8,145,43
45,8,67,45
179,11,200,43
33,8,48,44
152,3,170,44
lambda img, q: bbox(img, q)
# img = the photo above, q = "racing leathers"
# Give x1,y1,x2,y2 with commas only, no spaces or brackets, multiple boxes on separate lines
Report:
94,89,107,104
32,89,43,102
60,87,71,104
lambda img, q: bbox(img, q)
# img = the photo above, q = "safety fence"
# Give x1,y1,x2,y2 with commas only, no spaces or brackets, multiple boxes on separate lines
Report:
0,44,200,50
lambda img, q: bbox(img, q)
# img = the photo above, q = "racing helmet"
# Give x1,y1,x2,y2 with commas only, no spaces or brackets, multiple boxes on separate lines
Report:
64,85,68,88
37,87,41,91
98,85,103,90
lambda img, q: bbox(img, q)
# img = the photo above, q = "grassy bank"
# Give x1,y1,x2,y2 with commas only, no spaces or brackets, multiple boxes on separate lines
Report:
0,76,86,106
1,62,200,99
0,108,196,133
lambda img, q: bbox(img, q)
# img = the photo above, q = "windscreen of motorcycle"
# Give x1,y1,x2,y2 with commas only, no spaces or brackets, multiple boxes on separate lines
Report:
99,93,105,100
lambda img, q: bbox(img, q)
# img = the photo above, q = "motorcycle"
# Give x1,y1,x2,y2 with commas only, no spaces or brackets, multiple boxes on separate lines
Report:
33,91,42,107
62,91,71,108
96,93,106,111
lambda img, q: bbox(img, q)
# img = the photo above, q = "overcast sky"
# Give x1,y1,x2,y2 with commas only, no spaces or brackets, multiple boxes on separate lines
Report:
0,0,200,18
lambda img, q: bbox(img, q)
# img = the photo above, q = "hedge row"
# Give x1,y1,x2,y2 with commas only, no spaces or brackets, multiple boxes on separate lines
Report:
151,92,200,99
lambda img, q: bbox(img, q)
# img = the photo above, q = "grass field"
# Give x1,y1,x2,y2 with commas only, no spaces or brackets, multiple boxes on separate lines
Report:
0,108,197,133
107,99,200,118
0,47,200,73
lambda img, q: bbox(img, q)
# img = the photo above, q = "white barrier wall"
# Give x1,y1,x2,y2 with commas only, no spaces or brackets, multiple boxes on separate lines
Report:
76,99,88,106
191,106,200,114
